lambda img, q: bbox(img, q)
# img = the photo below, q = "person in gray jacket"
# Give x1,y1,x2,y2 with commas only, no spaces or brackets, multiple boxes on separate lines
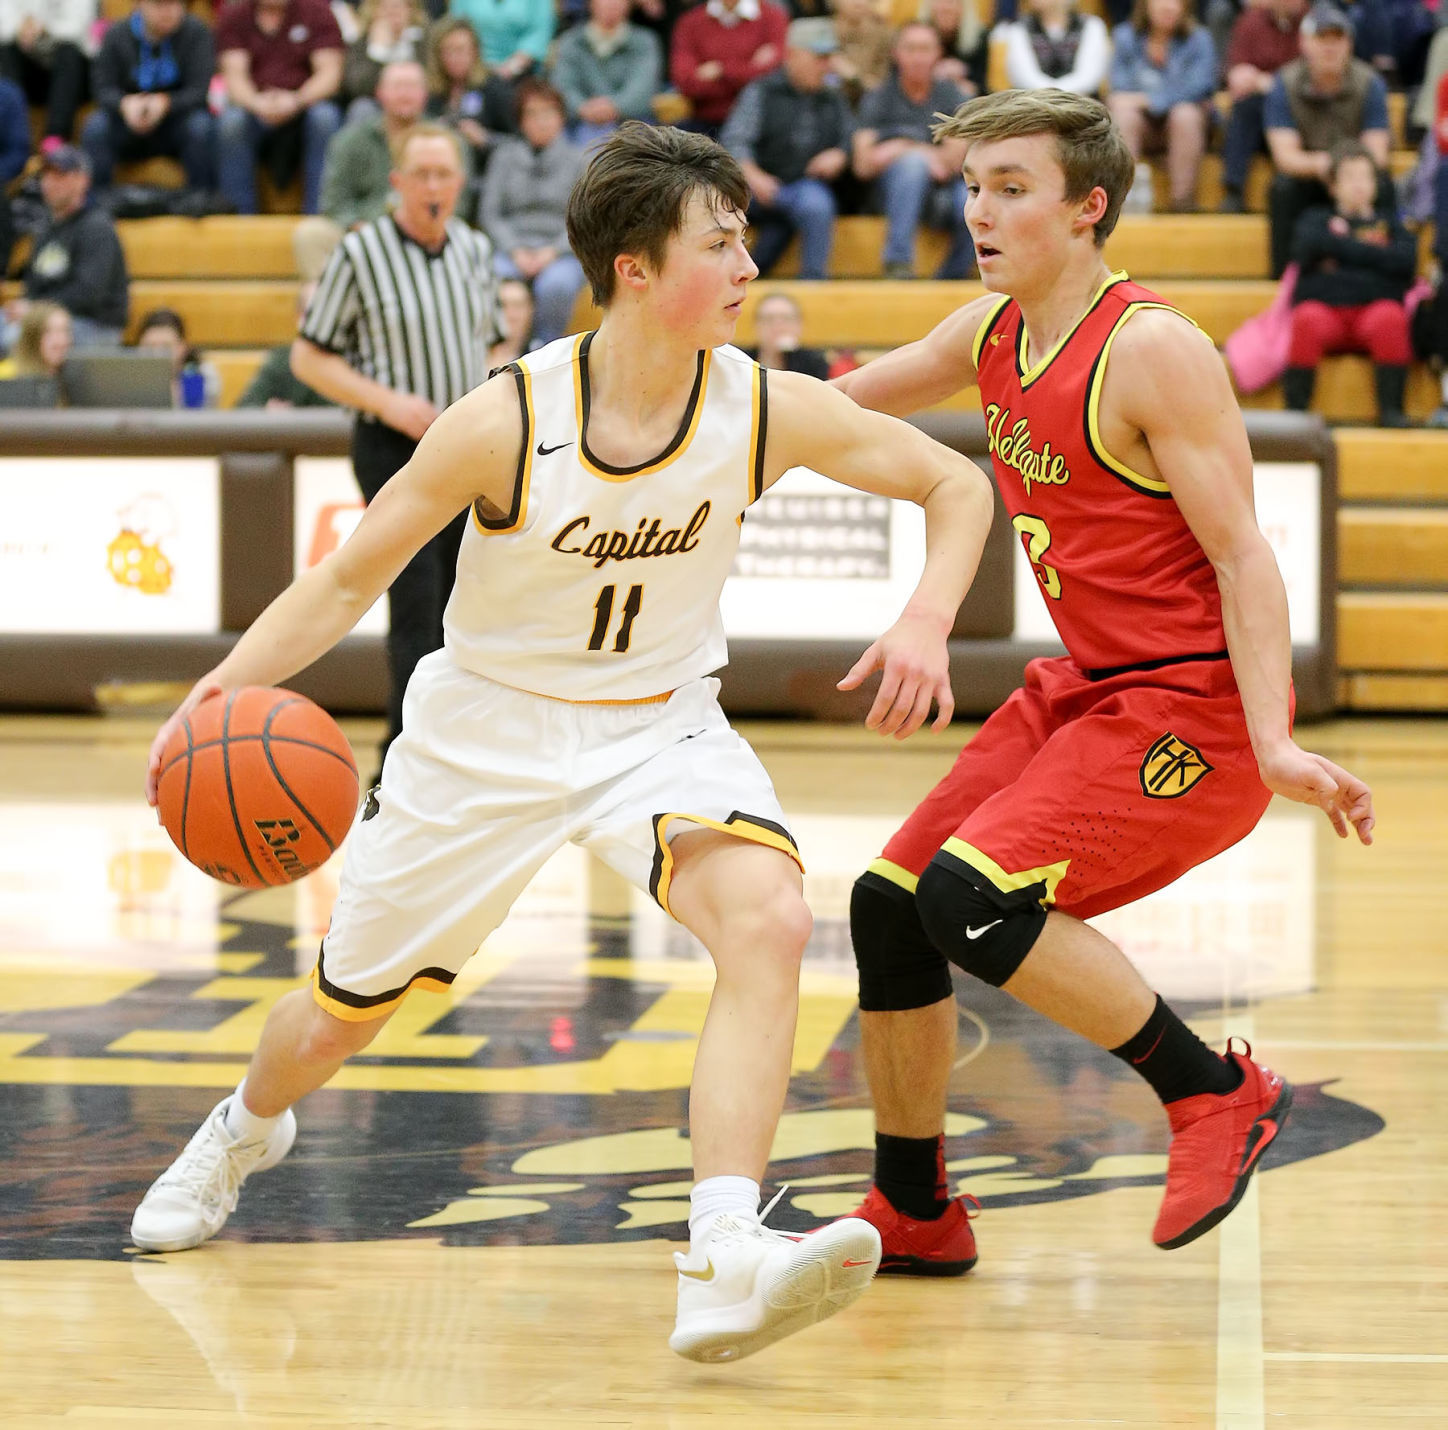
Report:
550,0,663,147
479,79,588,345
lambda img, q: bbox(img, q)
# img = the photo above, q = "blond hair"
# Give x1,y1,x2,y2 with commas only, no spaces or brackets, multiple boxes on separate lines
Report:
425,17,487,95
10,301,68,376
933,88,1134,247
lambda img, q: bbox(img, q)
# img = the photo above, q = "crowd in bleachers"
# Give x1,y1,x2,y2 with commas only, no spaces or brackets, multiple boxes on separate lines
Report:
2,0,1448,425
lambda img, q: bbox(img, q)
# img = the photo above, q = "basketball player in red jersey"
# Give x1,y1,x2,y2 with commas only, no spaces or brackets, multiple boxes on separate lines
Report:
830,89,1376,1273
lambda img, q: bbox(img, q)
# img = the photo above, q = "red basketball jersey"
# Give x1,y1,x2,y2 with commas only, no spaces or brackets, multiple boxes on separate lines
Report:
973,272,1228,675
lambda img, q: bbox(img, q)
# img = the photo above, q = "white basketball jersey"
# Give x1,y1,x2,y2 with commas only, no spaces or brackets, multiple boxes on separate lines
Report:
443,332,767,701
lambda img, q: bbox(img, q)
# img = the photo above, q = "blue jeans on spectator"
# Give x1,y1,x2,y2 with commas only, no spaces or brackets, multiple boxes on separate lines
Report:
1220,92,1265,194
81,106,217,192
748,177,837,280
494,250,587,346
878,153,974,278
217,101,341,215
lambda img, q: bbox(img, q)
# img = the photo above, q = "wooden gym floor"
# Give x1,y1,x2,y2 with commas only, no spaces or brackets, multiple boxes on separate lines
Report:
0,712,1444,1428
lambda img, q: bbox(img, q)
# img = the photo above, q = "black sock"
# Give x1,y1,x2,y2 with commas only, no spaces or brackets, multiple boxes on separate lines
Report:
875,1131,948,1220
1110,995,1244,1105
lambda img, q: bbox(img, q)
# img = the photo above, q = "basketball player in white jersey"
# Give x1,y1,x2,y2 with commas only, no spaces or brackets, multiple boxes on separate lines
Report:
130,123,996,1363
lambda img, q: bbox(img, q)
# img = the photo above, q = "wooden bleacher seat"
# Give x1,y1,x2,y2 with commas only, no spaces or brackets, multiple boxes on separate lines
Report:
769,212,1272,280
117,216,302,279
1337,429,1448,503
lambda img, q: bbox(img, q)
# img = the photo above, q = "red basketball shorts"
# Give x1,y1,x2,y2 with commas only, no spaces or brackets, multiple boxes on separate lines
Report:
871,655,1281,921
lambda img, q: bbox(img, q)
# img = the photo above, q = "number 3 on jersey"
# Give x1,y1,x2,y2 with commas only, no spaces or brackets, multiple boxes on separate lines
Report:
588,583,643,652
1012,514,1062,600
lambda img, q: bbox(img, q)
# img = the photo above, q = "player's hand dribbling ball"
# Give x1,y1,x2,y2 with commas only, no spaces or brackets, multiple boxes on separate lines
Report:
155,687,360,888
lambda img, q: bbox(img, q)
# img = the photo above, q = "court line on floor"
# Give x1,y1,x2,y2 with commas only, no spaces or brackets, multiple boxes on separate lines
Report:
1216,1010,1264,1430
1263,1352,1448,1364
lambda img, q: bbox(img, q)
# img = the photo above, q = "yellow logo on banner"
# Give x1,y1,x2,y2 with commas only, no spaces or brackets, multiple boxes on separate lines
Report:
106,528,173,595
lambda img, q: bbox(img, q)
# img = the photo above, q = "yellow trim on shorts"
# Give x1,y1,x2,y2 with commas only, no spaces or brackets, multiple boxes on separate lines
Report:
309,964,453,1023
941,837,1071,906
652,812,804,918
866,857,920,894
534,688,675,706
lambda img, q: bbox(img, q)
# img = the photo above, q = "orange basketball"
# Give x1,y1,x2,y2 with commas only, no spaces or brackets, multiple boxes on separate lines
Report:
156,687,360,888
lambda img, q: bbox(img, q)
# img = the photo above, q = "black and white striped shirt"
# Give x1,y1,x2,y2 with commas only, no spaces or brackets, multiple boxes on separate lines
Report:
300,214,500,414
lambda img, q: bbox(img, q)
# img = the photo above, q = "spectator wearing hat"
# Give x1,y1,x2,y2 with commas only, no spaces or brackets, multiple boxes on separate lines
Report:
720,17,852,281
550,0,662,148
214,0,345,215
670,0,789,138
1219,0,1306,214
1264,2,1391,277
81,0,217,198
0,0,95,143
853,21,973,280
4,144,129,349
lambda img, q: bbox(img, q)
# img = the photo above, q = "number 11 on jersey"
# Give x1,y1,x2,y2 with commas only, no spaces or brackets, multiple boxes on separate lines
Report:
589,583,644,652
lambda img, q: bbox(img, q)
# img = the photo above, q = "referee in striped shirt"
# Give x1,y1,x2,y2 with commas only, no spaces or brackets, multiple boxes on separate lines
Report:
292,122,500,763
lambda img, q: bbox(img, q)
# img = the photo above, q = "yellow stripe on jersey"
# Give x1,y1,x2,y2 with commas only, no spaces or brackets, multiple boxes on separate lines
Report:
747,361,766,504
1017,271,1129,388
1085,301,1197,497
866,857,921,894
941,837,1071,905
652,811,804,916
971,295,1012,371
574,337,715,483
472,359,535,535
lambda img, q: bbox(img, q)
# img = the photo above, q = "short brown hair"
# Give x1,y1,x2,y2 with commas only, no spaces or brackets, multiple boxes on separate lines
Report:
394,121,466,169
933,89,1135,247
566,122,750,306
1328,139,1376,185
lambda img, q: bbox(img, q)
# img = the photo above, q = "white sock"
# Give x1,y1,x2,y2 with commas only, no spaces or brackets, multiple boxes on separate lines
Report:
1440,370,1448,404
224,1081,280,1143
689,1176,761,1241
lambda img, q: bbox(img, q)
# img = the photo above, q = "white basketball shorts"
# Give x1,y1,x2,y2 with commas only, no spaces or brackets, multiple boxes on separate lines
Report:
312,652,801,1021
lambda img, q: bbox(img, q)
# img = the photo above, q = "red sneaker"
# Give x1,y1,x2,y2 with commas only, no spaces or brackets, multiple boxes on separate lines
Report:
1153,1041,1293,1250
851,1184,978,1276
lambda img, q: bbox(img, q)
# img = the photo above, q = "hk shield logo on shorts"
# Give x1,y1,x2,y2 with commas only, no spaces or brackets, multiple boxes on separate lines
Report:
1139,732,1214,799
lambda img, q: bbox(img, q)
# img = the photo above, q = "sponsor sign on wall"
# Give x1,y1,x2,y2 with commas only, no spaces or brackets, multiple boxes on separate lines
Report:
721,466,927,639
0,458,219,633
292,457,388,634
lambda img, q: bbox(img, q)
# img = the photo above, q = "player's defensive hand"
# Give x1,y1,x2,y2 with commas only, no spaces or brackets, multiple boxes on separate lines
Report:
838,611,954,739
146,677,225,808
1257,741,1375,845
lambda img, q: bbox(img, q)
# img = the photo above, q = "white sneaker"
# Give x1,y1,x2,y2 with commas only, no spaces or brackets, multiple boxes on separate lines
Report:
668,1200,882,1364
130,1096,297,1252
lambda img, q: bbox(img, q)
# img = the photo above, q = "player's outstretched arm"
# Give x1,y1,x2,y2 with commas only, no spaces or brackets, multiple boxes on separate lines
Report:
830,294,999,417
764,369,996,739
1112,310,1375,845
144,379,523,804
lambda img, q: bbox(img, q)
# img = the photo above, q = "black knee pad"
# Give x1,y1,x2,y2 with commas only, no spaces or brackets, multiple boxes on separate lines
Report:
915,852,1047,988
851,870,954,1012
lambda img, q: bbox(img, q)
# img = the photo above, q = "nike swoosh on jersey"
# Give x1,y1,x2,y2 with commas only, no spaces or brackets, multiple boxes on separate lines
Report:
537,439,573,456
965,920,1003,940
677,1259,715,1282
